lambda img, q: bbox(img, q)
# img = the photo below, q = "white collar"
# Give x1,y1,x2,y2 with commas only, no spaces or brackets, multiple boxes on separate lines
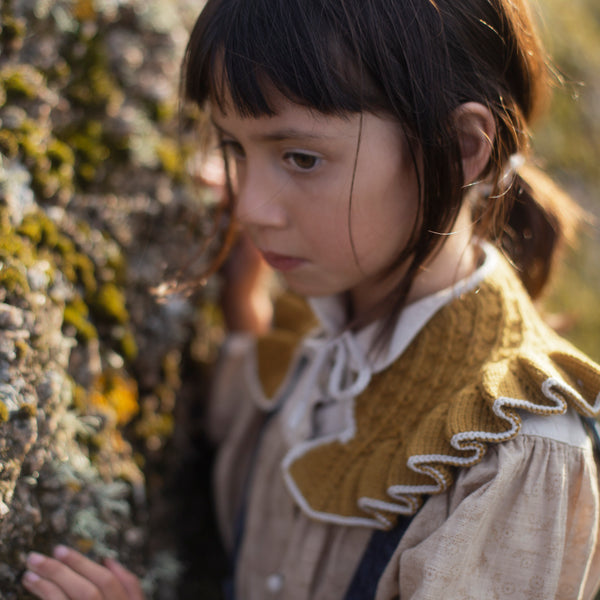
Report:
305,242,500,385
280,243,500,445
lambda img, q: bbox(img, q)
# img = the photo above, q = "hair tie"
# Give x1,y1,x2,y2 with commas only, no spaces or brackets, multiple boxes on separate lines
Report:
501,153,526,186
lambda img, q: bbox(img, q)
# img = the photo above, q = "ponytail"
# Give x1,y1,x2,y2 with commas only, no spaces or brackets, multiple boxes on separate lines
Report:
479,161,585,299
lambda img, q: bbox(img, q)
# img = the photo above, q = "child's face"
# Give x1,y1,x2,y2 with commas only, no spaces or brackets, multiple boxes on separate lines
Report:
211,94,420,317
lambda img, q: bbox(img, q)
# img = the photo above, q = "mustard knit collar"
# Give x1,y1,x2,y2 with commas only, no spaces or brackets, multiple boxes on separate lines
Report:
255,253,600,530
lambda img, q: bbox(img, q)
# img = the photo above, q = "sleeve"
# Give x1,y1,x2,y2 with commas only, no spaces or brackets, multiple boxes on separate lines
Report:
207,292,316,445
206,332,256,445
376,429,600,600
208,333,274,551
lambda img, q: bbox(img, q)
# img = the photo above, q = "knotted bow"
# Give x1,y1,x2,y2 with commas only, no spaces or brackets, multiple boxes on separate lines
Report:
282,330,373,445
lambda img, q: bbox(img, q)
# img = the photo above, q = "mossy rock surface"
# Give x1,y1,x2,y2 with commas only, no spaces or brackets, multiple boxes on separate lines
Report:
0,0,224,598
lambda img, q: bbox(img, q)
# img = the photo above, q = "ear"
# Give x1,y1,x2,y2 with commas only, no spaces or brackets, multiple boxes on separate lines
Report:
453,102,496,186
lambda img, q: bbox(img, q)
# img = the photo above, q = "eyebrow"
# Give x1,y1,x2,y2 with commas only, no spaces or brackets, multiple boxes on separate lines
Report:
210,118,334,142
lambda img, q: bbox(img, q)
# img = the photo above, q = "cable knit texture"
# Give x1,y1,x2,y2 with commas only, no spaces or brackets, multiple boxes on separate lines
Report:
255,257,600,528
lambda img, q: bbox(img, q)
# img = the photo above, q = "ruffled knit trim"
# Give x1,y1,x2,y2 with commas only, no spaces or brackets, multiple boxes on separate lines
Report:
272,258,600,530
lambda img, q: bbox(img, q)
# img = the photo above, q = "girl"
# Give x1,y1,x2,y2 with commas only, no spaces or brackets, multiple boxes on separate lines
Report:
23,0,600,598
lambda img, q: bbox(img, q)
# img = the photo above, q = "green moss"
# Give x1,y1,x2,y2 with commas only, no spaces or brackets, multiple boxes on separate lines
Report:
15,118,37,136
0,264,30,294
71,253,97,296
18,213,56,246
16,212,98,295
0,16,26,46
64,120,112,185
91,283,128,324
48,59,71,85
11,119,75,199
0,130,19,158
32,169,60,199
135,412,174,441
47,140,75,169
152,99,176,124
156,139,185,179
77,163,97,182
75,138,110,165
65,40,122,112
103,241,127,282
118,329,138,362
0,222,35,269
64,302,99,341
2,69,39,100
19,134,45,162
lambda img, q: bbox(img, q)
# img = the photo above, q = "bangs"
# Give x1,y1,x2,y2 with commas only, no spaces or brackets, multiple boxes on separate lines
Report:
183,0,386,117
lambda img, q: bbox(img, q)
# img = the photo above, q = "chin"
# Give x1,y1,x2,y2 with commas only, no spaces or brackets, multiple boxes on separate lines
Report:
281,277,338,299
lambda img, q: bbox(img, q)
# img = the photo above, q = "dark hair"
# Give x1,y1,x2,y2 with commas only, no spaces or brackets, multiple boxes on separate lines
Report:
182,0,581,328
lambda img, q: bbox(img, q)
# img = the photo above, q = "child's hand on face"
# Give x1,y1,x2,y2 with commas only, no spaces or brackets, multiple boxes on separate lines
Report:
221,232,273,335
22,546,145,600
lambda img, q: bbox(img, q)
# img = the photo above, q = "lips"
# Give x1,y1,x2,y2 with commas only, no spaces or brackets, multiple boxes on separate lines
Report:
260,250,307,271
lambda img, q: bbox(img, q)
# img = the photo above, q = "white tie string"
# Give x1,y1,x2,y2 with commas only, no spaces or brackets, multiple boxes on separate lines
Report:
283,331,373,443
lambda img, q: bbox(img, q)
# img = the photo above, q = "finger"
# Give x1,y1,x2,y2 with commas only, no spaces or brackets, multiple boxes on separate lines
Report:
104,558,145,600
51,546,129,598
23,552,101,600
22,570,69,600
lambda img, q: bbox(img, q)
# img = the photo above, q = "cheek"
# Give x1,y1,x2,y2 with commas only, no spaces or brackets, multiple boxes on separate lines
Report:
354,175,418,240
294,178,355,246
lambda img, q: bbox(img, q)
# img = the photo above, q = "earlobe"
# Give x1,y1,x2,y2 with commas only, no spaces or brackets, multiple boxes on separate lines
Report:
454,102,496,186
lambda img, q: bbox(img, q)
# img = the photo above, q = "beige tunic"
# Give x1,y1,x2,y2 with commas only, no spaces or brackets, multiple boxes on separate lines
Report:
208,246,600,599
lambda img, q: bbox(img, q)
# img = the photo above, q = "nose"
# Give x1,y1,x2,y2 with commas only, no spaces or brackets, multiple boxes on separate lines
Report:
235,163,288,229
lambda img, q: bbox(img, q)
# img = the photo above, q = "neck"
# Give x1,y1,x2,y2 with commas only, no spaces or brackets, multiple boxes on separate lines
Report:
350,206,477,320
407,208,478,304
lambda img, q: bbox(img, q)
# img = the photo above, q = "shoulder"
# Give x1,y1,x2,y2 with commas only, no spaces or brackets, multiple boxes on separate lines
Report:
518,407,592,449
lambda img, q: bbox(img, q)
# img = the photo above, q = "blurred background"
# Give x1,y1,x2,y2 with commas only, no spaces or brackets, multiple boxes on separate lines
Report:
534,0,600,362
0,0,598,598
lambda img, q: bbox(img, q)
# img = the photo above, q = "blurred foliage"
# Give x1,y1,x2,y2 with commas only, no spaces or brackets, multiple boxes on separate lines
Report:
534,0,600,362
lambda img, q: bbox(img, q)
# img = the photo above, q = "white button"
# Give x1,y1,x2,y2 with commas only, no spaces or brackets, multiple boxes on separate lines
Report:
266,573,284,593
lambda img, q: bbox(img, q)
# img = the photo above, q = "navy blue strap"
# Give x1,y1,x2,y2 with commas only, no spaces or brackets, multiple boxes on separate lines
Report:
344,513,415,600
582,416,600,462
223,357,309,600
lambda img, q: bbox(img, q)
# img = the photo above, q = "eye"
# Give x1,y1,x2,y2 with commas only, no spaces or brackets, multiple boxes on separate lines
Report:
284,152,320,171
220,139,245,160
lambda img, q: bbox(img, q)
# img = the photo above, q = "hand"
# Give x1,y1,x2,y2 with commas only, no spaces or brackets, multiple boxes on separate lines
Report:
22,546,144,600
221,232,273,334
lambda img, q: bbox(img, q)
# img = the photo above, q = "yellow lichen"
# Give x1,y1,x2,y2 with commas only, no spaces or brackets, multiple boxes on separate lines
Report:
75,538,95,554
88,371,139,427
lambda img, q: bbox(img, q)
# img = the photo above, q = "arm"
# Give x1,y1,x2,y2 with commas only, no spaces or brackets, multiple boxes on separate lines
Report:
22,546,144,600
377,424,600,599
